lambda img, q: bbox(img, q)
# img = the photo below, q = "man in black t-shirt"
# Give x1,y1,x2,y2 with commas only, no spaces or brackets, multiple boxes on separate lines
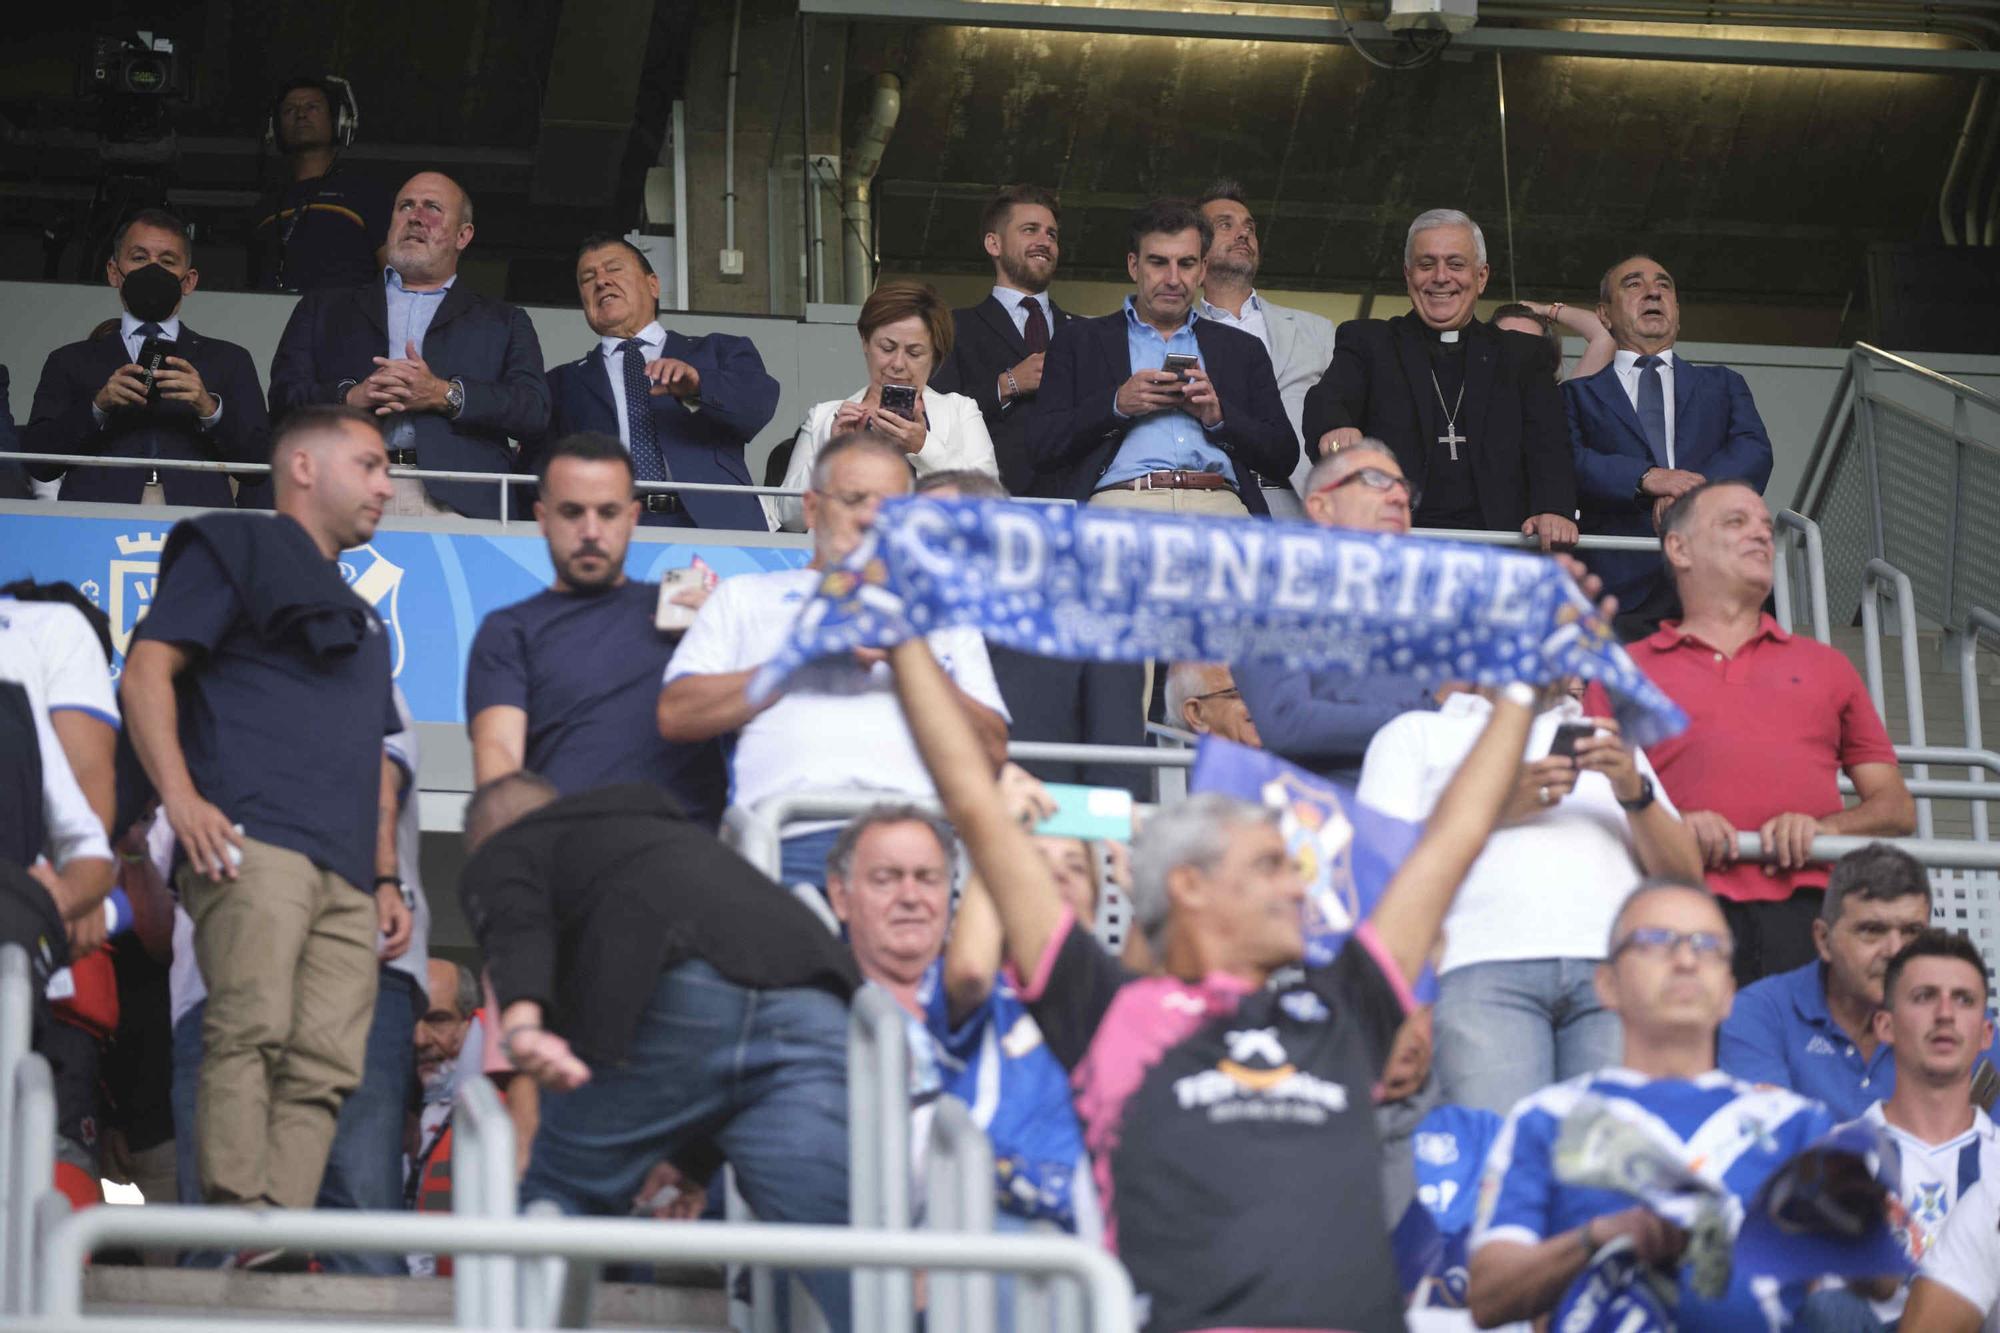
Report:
247,78,391,293
464,431,727,825
121,405,409,1216
889,637,1539,1333
459,772,859,1332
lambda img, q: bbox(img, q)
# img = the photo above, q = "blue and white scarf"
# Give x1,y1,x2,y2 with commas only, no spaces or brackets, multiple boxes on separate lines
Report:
750,498,1687,746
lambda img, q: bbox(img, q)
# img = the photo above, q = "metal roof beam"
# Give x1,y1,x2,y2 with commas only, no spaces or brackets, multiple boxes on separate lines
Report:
797,0,2000,74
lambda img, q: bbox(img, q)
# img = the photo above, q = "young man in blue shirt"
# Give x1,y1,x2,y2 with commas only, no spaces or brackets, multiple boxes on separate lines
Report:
466,431,725,826
1469,880,1836,1330
1719,843,1999,1120
121,404,409,1218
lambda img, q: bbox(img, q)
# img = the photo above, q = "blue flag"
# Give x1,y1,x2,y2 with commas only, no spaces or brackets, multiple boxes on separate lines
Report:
1188,735,1425,984
748,498,1687,746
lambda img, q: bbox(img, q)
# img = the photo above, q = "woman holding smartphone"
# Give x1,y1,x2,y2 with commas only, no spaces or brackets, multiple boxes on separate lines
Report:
767,281,999,531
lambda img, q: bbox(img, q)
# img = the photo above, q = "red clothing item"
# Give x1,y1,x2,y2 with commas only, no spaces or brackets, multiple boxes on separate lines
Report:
1620,615,1898,904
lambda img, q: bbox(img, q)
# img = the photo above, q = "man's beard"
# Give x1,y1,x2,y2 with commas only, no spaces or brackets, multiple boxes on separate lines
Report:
1207,247,1256,284
998,248,1052,293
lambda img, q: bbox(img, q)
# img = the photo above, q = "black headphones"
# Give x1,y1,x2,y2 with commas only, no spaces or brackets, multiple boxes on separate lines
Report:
265,75,359,154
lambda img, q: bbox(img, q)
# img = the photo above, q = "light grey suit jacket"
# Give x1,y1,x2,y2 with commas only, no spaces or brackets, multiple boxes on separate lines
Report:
1260,298,1335,494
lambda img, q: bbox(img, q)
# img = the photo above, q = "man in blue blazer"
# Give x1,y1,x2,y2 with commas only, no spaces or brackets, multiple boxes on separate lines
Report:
25,209,268,508
529,234,777,531
1566,254,1773,632
269,172,549,519
1028,199,1295,517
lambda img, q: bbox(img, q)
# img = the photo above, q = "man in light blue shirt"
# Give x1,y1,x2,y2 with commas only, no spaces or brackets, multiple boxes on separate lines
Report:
1026,198,1294,518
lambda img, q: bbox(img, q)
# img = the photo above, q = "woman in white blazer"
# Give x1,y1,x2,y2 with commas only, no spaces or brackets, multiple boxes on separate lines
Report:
766,281,999,531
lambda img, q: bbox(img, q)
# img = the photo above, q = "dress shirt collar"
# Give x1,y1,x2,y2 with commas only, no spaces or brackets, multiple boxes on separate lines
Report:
1199,289,1263,321
600,320,666,359
992,285,1050,318
1614,346,1678,374
384,266,456,296
120,311,182,342
1122,294,1198,337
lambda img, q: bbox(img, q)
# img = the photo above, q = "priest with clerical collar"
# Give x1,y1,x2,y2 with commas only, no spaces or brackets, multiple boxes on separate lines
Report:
1302,208,1578,550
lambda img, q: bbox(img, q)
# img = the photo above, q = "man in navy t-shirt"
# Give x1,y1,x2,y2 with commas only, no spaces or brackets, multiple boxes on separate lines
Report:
888,634,1539,1333
465,431,726,826
121,404,410,1218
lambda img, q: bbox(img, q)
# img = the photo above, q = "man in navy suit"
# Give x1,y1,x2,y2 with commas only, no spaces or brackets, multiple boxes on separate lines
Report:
25,208,268,508
1566,253,1773,635
930,184,1073,497
269,171,549,519
1028,198,1295,518
530,234,777,531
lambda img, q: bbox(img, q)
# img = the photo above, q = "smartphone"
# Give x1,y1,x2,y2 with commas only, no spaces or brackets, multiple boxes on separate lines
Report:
137,335,176,403
1548,721,1598,760
1036,783,1135,842
878,383,919,420
1161,353,1200,382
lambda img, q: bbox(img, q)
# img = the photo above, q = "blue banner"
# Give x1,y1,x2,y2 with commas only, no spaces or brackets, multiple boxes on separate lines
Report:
0,511,808,724
748,497,1688,747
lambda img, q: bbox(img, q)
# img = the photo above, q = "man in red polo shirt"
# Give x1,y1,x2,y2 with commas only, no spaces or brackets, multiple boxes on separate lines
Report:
1626,479,1914,986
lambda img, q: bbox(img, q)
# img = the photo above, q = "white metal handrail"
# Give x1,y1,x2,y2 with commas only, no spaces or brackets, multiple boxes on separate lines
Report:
452,1073,519,1327
4,1053,53,1317
1861,559,1935,839
1963,607,2000,843
926,1097,998,1333
848,985,914,1332
0,942,30,1297
1728,831,2000,870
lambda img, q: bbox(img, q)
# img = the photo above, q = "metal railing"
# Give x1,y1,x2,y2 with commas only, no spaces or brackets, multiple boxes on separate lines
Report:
1962,607,2000,843
26,1209,1135,1330
1861,559,1935,839
848,985,914,1331
1794,343,2000,631
0,941,29,1301
4,1054,54,1318
451,1074,520,1328
2,450,805,526
1730,830,2000,872
926,1098,999,1333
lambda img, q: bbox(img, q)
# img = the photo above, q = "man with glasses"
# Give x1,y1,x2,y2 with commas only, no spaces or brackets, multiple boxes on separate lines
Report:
1233,442,1438,784
1720,844,2000,1120
1166,662,1260,746
659,432,1009,889
1468,879,1838,1329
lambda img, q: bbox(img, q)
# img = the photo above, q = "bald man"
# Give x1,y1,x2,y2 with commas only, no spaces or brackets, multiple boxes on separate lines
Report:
1232,442,1439,784
122,405,409,1225
271,170,549,518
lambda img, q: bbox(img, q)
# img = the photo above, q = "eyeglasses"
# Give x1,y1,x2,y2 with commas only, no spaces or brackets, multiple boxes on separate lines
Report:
1188,686,1242,705
1311,466,1420,510
1609,926,1735,963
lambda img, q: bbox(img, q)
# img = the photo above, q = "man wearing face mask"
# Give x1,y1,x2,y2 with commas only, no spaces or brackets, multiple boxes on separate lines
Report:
1302,208,1576,550
25,209,269,508
270,171,550,518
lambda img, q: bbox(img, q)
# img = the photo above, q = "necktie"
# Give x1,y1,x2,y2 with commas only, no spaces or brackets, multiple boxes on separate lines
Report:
620,338,667,482
1021,299,1049,354
1635,354,1670,467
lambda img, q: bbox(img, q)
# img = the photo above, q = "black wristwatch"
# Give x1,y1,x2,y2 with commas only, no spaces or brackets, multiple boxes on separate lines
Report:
1632,468,1655,504
1617,775,1657,813
374,874,415,909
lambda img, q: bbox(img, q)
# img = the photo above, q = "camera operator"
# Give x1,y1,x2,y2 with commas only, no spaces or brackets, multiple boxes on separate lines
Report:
24,208,268,508
246,77,390,294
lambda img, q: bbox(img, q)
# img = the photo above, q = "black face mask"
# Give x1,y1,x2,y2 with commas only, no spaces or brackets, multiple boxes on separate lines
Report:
119,262,184,323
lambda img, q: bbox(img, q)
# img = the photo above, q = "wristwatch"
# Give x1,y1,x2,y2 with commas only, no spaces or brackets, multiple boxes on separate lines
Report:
1617,774,1657,813
1632,468,1655,504
374,873,415,910
444,378,466,419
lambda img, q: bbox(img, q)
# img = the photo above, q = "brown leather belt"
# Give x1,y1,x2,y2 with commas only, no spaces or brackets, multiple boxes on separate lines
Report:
641,492,683,514
1095,469,1236,494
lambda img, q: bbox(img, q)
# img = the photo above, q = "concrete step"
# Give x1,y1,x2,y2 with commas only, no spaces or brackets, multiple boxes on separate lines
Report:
82,1263,731,1328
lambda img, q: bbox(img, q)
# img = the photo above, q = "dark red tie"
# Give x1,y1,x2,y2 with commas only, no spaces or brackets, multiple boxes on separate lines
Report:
1022,299,1049,354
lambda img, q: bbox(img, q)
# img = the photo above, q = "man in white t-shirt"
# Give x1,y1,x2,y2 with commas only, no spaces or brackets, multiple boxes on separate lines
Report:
1357,684,1703,1116
1816,929,2000,1330
1906,1173,2000,1332
660,430,1009,887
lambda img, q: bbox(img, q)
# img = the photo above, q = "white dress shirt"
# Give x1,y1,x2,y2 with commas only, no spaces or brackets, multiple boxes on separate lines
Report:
1612,346,1678,467
598,319,667,455
991,286,1053,341
1199,289,1272,357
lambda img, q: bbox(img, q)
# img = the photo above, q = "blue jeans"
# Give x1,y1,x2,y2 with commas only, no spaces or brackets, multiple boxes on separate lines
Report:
314,968,418,1275
171,1006,204,1206
1433,959,1622,1116
779,828,844,890
1800,1288,1892,1331
522,960,851,1332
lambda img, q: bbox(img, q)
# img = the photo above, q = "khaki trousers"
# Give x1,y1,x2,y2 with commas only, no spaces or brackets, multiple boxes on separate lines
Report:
1088,485,1251,718
179,837,378,1209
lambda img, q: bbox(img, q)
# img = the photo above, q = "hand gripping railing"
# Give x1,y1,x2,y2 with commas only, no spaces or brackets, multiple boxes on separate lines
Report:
1962,608,2000,844
451,1072,519,1328
0,941,31,1294
1,451,806,526
1861,560,1934,840
1729,831,2000,871
849,984,914,1331
4,1053,54,1317
27,1209,1136,1331
925,1097,997,1333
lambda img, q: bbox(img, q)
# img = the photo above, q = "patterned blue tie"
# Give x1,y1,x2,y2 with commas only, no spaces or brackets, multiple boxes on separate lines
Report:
620,338,667,482
135,321,162,345
1636,353,1669,467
